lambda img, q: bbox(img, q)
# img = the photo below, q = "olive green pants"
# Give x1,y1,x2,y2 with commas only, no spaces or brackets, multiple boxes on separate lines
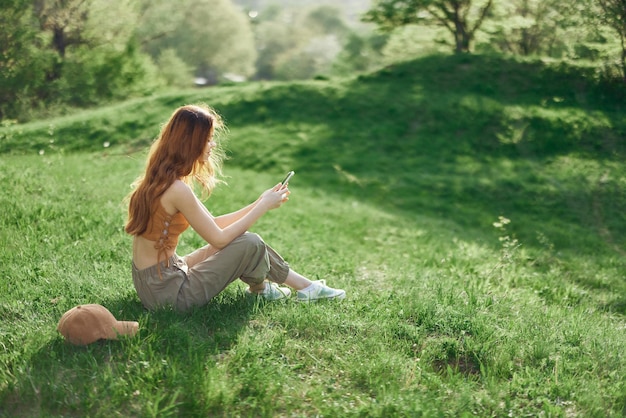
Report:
132,232,290,312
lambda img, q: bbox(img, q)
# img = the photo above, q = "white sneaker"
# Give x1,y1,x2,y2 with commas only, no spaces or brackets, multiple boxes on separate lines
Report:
297,281,346,303
246,282,291,301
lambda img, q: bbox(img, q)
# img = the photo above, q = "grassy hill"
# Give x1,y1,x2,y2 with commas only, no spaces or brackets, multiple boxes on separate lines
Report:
3,54,625,253
1,54,626,416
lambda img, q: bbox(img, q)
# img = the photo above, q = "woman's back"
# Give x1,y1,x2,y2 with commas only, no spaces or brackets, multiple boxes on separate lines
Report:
132,185,189,270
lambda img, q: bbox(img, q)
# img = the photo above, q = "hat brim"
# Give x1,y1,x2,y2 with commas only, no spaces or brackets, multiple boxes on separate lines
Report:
109,320,139,339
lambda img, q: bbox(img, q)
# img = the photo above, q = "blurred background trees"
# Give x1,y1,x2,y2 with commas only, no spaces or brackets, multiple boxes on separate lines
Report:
0,0,624,122
137,0,257,85
1,0,155,121
363,0,625,78
362,0,495,53
596,0,626,80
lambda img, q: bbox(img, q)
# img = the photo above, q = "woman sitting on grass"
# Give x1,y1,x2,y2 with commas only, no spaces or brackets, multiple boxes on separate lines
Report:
125,104,345,312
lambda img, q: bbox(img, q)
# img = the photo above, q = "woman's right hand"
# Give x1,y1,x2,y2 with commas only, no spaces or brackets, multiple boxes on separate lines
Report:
258,183,290,210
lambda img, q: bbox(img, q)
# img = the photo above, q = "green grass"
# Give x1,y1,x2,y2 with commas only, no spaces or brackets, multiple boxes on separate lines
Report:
1,54,626,416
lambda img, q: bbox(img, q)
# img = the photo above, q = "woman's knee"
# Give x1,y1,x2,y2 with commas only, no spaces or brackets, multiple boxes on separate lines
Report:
236,232,264,250
231,233,270,281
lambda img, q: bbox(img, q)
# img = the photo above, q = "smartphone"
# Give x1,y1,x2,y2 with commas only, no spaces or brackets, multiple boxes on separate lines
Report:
281,171,295,186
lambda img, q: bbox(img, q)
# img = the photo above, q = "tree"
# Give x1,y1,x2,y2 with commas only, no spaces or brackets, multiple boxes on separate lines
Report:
0,0,52,120
34,0,89,60
275,6,347,79
33,0,138,81
381,24,450,62
31,0,152,102
480,0,595,58
137,0,257,83
253,16,299,80
482,0,561,56
251,5,349,80
156,49,193,88
596,0,626,80
332,31,388,76
363,0,494,53
0,0,158,121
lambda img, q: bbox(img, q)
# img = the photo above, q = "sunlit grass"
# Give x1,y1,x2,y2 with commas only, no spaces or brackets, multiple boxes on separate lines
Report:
1,54,626,416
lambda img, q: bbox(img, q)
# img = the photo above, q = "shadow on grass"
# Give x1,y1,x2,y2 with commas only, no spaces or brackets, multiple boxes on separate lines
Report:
100,289,262,356
604,297,626,316
215,54,626,255
222,54,626,162
202,55,626,319
1,290,261,416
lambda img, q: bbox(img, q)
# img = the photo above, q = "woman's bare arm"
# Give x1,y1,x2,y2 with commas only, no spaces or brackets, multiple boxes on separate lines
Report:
166,180,287,249
213,199,259,228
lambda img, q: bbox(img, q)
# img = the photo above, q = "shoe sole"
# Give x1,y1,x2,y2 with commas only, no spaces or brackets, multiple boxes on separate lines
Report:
297,291,346,303
245,289,291,301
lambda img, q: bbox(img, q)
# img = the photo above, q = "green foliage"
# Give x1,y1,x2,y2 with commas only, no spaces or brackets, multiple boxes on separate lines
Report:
34,0,145,93
0,0,54,120
363,0,626,79
1,55,626,416
331,31,388,76
58,41,162,106
252,4,364,80
155,49,194,88
363,0,424,32
364,0,495,53
380,24,451,62
597,0,626,79
137,0,257,81
0,0,160,122
478,0,621,62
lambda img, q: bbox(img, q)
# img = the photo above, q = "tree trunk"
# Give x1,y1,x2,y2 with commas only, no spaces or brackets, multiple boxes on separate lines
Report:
454,20,470,53
52,26,66,58
621,34,626,82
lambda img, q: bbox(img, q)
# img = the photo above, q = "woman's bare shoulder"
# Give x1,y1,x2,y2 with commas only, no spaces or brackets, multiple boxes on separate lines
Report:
168,179,192,195
161,180,195,213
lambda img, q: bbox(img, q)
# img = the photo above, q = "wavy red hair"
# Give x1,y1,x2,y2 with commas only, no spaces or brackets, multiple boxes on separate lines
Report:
125,104,225,236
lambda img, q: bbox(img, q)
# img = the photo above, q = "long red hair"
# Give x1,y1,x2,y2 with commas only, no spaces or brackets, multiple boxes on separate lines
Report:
125,104,225,236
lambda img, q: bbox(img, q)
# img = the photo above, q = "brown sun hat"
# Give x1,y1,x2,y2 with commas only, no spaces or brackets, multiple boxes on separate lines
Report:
57,304,139,346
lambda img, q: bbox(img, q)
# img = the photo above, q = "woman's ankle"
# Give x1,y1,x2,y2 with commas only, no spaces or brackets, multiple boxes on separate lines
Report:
248,281,267,293
299,282,318,293
283,270,312,290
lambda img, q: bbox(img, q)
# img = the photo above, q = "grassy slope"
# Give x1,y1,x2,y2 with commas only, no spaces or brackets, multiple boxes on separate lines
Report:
1,54,626,416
